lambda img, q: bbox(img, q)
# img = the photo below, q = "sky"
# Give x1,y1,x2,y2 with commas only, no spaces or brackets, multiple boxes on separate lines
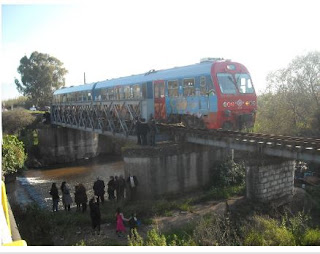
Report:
1,0,320,100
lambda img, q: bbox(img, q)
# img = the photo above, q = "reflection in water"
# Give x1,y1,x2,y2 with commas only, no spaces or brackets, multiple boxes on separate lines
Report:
8,156,125,210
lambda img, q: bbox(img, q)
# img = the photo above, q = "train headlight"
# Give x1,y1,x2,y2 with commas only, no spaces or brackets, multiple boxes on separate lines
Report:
223,102,227,107
245,101,250,106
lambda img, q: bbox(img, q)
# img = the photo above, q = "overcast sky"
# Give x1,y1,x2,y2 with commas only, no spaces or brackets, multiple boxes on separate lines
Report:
1,0,320,100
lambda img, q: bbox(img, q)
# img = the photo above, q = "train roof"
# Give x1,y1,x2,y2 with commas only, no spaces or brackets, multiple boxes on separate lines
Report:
53,60,222,95
53,82,96,95
95,61,214,90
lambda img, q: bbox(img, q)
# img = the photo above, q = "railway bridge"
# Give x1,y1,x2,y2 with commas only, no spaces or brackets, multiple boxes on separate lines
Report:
40,115,320,204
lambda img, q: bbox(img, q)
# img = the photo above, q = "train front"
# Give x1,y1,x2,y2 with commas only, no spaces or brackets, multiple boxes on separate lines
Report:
211,60,257,130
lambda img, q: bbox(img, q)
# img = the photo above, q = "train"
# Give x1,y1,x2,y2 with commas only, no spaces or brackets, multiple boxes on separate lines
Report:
52,58,257,130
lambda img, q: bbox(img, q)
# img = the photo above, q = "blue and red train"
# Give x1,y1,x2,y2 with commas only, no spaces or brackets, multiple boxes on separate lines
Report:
53,58,257,130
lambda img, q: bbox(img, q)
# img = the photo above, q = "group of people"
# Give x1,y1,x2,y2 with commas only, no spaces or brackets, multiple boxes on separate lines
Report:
135,114,158,146
107,175,126,201
48,175,140,236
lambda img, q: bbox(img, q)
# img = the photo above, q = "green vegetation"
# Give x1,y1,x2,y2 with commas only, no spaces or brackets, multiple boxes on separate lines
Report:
15,51,68,107
2,96,28,109
254,51,320,136
244,215,296,245
2,108,36,135
2,135,27,176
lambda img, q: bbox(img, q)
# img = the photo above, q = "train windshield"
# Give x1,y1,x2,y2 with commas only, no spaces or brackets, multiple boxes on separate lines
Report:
235,73,254,94
217,73,237,94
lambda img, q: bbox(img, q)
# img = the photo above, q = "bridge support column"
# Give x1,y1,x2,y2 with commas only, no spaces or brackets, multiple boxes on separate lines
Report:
37,126,100,165
123,143,230,199
246,156,295,204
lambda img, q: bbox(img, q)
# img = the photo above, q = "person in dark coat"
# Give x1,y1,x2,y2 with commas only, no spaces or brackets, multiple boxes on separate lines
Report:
107,176,116,200
114,175,119,199
117,175,126,202
140,118,149,146
74,185,81,211
127,175,139,200
49,183,59,212
75,183,88,212
128,212,138,239
135,117,142,145
89,197,101,235
148,116,157,147
93,177,105,204
61,181,73,211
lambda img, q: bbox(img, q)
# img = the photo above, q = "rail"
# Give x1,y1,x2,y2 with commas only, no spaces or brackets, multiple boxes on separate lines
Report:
158,124,320,163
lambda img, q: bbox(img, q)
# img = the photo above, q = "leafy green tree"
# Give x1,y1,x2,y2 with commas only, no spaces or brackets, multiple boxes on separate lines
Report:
2,135,27,176
2,108,36,135
15,51,68,107
254,51,320,136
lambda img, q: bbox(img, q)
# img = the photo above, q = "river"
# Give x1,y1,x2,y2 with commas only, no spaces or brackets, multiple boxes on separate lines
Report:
6,155,125,210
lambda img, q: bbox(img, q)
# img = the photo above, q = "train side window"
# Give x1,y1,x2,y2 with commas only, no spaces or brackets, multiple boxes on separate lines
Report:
118,86,125,100
107,88,114,100
200,76,207,95
114,87,121,100
183,78,195,96
100,89,107,101
142,83,147,98
88,92,92,101
133,84,141,99
82,92,87,101
130,86,134,98
168,80,178,97
124,86,130,99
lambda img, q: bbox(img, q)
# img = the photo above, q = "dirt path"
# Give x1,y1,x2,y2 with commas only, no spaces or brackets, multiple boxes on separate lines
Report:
53,197,244,246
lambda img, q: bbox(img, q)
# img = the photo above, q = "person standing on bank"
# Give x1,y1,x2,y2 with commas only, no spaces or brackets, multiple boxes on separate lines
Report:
135,117,142,145
77,183,88,212
61,181,73,212
117,175,126,202
89,197,101,235
127,175,139,200
140,118,149,146
107,176,116,200
148,115,157,147
49,183,59,212
93,177,105,204
115,207,128,237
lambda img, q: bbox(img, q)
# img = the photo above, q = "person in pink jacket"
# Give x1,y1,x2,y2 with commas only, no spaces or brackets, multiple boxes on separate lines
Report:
115,207,128,237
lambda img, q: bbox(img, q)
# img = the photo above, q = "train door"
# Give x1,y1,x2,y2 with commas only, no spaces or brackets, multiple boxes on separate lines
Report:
153,80,166,120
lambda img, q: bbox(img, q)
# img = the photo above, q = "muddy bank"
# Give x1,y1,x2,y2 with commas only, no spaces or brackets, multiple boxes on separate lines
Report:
6,155,125,210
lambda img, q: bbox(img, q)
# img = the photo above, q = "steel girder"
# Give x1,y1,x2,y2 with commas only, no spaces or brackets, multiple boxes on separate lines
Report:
51,101,142,136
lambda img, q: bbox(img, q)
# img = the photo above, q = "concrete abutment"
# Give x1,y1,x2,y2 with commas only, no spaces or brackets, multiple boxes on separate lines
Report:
37,126,296,204
245,156,295,204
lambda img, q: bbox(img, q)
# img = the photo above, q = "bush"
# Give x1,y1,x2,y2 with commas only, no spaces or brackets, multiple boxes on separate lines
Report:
2,135,27,176
13,203,54,245
193,214,241,246
211,159,245,188
243,215,295,246
281,212,310,245
128,228,167,246
2,108,36,134
301,229,320,245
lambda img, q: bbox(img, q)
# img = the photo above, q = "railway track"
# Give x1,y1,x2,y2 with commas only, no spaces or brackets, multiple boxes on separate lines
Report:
158,123,320,162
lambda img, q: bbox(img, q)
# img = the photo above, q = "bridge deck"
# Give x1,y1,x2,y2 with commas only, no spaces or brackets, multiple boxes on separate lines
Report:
159,124,320,163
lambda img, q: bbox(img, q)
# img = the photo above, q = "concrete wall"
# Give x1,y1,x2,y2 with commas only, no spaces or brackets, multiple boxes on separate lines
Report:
123,144,230,199
246,158,295,203
38,126,101,165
